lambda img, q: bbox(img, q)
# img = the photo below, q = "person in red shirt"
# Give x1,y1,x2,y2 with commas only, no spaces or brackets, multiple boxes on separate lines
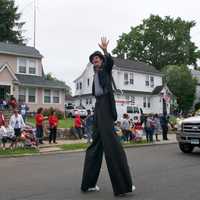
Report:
48,110,59,144
0,111,5,127
35,107,45,144
74,113,83,139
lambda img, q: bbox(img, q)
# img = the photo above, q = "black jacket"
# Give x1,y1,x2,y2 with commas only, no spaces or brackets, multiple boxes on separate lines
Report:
92,54,117,121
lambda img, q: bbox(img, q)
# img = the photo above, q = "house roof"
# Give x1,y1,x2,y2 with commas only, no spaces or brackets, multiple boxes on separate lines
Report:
113,57,162,75
0,42,43,59
152,85,164,95
16,74,67,89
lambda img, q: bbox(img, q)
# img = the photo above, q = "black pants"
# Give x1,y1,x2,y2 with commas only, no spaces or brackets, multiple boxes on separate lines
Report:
14,128,21,137
81,94,133,196
36,126,43,144
49,127,57,143
162,126,168,140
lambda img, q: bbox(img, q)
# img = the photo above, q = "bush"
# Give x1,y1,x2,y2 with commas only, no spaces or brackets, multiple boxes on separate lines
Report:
42,107,64,119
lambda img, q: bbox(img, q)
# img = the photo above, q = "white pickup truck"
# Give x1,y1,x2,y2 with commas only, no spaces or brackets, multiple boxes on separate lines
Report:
176,116,200,153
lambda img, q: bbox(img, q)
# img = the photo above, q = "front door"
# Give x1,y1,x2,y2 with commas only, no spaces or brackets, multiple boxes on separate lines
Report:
0,85,10,100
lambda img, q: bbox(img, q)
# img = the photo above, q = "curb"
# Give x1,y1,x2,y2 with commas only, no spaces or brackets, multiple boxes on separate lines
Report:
0,141,177,159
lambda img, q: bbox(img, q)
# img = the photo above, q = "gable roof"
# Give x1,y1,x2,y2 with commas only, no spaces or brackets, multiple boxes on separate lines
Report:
0,42,42,59
152,85,164,95
0,63,18,81
16,74,67,89
113,57,162,75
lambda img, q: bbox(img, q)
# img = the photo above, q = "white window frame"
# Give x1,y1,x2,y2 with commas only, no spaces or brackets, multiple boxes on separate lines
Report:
28,59,37,75
145,75,150,86
124,72,129,85
43,89,61,104
27,88,37,103
143,97,147,108
52,89,60,104
18,87,37,104
147,97,151,108
18,87,26,103
150,76,154,88
17,57,38,75
130,72,134,85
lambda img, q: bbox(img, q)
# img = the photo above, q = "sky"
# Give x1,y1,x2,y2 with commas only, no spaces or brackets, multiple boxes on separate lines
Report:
15,0,200,94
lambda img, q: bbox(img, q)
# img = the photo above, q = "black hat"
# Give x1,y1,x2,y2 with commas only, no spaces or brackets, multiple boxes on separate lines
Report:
89,51,105,63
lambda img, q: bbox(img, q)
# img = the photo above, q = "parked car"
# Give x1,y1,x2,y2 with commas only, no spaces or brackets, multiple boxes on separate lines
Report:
71,106,87,118
65,104,75,117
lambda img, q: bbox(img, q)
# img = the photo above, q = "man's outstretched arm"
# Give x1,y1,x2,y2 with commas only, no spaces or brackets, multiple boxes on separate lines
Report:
99,37,113,71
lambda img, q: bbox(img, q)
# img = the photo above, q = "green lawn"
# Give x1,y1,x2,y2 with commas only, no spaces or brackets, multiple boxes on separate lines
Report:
0,147,39,156
60,140,148,151
27,117,74,128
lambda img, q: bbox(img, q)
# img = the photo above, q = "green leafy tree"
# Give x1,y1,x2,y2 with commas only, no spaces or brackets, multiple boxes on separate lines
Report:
0,0,25,44
164,65,196,112
113,15,200,70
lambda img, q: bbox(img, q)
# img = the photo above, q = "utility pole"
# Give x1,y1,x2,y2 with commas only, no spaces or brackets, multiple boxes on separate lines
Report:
33,0,36,47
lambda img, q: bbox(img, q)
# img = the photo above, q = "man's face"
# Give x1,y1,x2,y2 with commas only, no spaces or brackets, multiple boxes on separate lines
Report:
92,56,103,68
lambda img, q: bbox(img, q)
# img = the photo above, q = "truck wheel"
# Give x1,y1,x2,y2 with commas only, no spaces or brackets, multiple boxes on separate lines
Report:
179,143,194,153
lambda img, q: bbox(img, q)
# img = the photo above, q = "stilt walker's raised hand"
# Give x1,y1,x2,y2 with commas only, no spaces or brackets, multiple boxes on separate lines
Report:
98,37,109,54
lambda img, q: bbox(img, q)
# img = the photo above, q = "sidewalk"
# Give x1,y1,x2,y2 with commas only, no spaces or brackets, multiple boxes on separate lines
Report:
39,133,177,153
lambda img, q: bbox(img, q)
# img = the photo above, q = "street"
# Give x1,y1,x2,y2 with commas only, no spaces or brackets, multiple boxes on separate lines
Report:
0,144,200,200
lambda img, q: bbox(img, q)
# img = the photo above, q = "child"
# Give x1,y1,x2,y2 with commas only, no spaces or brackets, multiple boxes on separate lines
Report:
0,121,16,150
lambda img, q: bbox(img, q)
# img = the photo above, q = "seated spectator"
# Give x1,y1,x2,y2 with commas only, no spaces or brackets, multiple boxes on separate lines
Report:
0,99,3,110
114,121,124,142
0,121,16,150
9,110,25,140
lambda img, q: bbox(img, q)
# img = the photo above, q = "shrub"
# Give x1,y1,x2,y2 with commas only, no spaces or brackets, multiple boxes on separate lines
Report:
42,107,64,119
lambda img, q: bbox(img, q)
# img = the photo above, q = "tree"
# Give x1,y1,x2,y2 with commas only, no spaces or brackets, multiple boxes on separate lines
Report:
113,15,200,70
0,0,25,44
164,65,196,112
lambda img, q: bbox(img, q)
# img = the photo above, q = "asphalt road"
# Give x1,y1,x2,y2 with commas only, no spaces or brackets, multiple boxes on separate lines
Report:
0,144,200,200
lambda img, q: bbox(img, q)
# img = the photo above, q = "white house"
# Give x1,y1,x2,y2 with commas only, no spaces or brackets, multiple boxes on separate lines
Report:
73,57,171,115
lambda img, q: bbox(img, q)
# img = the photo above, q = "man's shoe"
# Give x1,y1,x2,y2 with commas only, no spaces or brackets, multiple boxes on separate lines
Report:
87,185,100,192
115,185,136,197
132,185,136,192
82,185,100,193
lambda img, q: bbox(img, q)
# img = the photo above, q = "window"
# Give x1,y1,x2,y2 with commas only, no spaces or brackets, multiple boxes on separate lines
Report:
28,88,36,103
87,78,90,87
127,106,134,114
147,97,151,108
86,99,88,105
19,58,27,74
130,96,135,104
150,76,154,87
52,90,60,103
145,75,149,86
18,57,38,75
143,97,146,108
18,87,26,103
89,98,92,104
76,83,79,90
29,59,36,75
80,82,82,90
44,89,51,103
130,73,134,85
124,73,129,85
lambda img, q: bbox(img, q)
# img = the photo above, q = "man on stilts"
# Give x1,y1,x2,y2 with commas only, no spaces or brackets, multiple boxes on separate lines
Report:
81,37,136,196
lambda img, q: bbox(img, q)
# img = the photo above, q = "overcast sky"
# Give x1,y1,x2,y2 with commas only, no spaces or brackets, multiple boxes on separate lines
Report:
15,0,200,94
